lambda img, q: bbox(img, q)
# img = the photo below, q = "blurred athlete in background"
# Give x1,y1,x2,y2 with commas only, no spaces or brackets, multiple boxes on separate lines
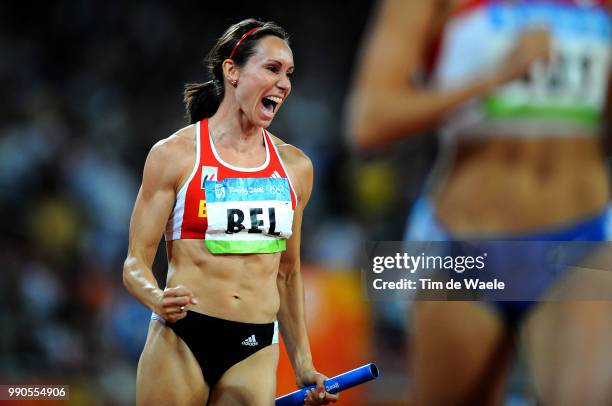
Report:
347,0,612,404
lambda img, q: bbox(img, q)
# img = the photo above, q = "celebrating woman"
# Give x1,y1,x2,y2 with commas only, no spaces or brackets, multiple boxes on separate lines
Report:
124,18,338,406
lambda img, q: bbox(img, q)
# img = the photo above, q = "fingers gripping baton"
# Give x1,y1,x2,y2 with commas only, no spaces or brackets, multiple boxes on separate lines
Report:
275,363,380,406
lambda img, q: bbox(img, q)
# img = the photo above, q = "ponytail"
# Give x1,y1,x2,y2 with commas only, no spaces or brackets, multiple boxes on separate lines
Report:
183,80,223,124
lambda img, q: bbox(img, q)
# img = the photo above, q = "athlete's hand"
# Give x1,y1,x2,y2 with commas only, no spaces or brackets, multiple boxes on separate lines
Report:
156,285,198,323
298,370,339,405
495,27,552,86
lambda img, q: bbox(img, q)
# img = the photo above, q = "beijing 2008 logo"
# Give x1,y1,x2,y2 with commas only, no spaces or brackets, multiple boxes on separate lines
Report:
214,183,226,199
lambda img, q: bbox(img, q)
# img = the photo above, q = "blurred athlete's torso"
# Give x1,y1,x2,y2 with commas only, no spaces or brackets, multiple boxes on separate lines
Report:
431,0,611,235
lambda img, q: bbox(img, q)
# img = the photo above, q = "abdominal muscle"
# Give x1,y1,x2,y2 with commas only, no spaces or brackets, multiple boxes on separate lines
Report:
164,239,282,323
434,135,610,236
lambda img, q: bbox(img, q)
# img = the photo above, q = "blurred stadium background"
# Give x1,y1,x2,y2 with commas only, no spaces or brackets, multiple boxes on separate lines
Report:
0,1,441,404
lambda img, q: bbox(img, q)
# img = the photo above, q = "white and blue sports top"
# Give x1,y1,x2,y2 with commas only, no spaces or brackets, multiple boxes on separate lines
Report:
432,0,611,138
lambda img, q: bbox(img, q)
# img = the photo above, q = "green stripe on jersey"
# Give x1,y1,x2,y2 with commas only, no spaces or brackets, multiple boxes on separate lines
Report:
205,239,287,254
484,97,599,125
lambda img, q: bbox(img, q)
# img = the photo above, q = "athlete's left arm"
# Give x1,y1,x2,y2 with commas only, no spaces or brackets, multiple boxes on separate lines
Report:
276,145,338,405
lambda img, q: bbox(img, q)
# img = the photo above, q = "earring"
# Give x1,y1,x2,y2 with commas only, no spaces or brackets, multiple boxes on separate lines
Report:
231,79,238,87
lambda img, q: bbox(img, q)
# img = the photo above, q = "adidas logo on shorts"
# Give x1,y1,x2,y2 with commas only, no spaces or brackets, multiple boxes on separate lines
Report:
241,334,258,346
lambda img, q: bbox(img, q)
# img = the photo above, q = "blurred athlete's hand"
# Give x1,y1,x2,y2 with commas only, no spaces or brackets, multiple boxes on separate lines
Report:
496,27,552,85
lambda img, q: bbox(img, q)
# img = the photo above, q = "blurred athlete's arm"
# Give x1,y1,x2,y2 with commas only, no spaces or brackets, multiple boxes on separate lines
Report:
276,145,338,405
123,134,197,322
346,0,550,149
602,70,612,163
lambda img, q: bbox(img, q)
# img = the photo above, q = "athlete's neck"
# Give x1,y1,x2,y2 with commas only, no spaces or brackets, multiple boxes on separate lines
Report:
209,101,263,151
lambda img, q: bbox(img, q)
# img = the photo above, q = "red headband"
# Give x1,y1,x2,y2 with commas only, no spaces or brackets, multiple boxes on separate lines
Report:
228,27,261,60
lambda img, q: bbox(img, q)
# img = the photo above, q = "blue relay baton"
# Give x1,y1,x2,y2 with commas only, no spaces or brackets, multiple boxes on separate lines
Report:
275,363,380,406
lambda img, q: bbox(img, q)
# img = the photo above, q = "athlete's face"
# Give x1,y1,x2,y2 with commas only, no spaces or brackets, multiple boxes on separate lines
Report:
235,36,294,128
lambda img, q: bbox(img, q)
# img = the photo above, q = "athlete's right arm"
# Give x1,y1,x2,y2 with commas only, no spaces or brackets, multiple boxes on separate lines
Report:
345,0,550,149
123,135,196,322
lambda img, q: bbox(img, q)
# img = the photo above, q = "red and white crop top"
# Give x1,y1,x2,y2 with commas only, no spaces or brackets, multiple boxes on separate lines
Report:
164,118,298,254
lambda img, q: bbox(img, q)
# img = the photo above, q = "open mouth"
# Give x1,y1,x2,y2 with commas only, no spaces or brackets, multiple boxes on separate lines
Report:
261,96,282,114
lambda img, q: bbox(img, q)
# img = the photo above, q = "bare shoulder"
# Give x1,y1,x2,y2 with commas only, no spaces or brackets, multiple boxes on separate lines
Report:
150,124,194,160
269,132,312,175
268,132,313,203
144,124,196,189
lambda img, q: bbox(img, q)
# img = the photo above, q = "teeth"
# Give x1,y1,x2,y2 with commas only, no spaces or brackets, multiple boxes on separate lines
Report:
265,96,282,104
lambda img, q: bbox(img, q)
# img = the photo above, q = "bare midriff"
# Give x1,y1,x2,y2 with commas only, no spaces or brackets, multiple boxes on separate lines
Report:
165,239,282,323
435,135,609,236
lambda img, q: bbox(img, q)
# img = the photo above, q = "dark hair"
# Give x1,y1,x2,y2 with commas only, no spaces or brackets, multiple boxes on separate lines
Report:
184,18,290,124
